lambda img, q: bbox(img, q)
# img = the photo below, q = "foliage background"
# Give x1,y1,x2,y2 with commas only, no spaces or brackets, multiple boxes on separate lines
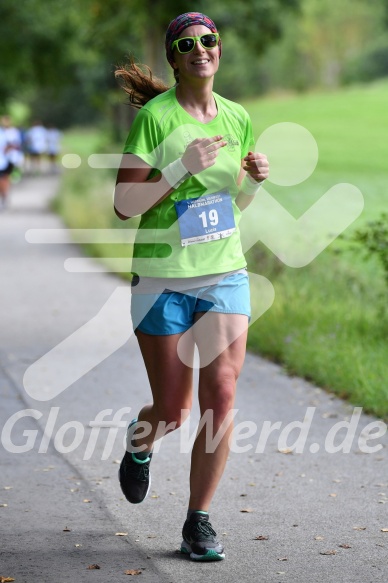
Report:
2,0,387,130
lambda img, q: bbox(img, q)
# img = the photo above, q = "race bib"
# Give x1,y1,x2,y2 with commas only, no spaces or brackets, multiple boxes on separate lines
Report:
175,191,236,247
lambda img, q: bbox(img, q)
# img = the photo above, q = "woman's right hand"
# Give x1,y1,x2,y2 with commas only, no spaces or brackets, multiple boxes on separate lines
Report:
181,135,227,175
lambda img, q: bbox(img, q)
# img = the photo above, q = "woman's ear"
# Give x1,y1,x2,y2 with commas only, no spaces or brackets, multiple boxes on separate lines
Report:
172,60,179,82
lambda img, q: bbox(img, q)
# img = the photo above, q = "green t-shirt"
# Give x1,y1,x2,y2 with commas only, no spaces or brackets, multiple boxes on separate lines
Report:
123,87,254,278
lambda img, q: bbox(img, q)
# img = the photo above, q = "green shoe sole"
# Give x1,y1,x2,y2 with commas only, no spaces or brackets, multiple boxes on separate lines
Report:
180,543,225,561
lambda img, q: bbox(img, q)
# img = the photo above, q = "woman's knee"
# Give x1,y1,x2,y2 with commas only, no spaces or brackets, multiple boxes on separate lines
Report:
200,368,238,412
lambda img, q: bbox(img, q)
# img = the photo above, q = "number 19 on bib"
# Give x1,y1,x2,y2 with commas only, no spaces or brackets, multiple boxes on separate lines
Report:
175,191,236,246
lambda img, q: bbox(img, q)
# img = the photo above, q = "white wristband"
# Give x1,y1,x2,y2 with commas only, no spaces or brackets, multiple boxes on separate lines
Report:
241,174,263,196
161,158,191,189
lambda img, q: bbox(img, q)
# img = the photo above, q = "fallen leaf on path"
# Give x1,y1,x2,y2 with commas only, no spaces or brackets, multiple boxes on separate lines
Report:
115,532,128,536
87,564,100,570
278,448,293,454
0,578,15,582
338,544,351,549
147,535,157,538
75,544,82,547
83,499,91,503
329,493,337,498
320,550,337,555
353,526,366,531
63,527,71,532
3,487,12,490
240,508,253,513
0,504,8,508
254,535,269,540
314,536,324,541
381,528,388,532
277,557,288,561
124,569,142,575
151,494,159,499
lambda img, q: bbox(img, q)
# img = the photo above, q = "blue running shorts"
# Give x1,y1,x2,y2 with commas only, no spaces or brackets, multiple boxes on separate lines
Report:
131,272,251,336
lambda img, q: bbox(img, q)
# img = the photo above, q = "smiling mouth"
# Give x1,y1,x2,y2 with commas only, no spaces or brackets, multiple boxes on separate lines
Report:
192,59,210,65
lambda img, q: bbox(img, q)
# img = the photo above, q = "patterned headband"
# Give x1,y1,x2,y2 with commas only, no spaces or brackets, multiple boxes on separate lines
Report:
165,12,222,67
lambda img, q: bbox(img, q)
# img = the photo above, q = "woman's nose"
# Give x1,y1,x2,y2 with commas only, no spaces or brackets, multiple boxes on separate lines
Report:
193,40,205,53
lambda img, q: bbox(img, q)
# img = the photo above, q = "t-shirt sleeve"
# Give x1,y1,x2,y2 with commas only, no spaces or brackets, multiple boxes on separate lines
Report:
241,109,255,158
123,108,163,169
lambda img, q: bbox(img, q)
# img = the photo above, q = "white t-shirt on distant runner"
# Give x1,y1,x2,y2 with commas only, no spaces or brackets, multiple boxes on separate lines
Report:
27,125,48,154
0,129,9,171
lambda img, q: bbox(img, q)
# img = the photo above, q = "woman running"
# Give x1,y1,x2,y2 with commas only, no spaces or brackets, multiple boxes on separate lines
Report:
114,12,269,562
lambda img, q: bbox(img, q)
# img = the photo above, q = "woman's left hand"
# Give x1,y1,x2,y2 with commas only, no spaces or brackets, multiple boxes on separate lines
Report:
243,151,269,182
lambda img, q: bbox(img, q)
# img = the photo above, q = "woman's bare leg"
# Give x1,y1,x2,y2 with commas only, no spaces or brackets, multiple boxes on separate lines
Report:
132,330,195,451
188,313,248,510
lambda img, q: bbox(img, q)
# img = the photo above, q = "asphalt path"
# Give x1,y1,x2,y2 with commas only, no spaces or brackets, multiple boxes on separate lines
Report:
0,175,387,583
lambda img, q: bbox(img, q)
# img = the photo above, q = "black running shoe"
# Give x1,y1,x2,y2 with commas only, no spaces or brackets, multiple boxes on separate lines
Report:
181,512,225,561
118,419,152,504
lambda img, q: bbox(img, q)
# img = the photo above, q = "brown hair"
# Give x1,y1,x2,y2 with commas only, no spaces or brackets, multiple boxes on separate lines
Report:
115,57,172,109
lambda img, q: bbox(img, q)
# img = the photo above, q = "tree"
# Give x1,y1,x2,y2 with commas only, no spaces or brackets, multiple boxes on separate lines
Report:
0,0,86,104
256,0,385,92
0,0,301,124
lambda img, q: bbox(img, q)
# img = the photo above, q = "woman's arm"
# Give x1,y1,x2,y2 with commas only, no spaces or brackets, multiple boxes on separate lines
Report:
114,154,174,220
236,151,269,211
114,136,228,220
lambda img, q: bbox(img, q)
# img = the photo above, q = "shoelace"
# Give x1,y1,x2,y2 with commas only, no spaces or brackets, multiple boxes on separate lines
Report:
124,455,150,481
136,463,150,480
191,519,217,540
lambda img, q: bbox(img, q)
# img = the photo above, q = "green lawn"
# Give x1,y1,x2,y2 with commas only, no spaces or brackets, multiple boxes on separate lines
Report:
242,80,388,418
55,80,388,418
